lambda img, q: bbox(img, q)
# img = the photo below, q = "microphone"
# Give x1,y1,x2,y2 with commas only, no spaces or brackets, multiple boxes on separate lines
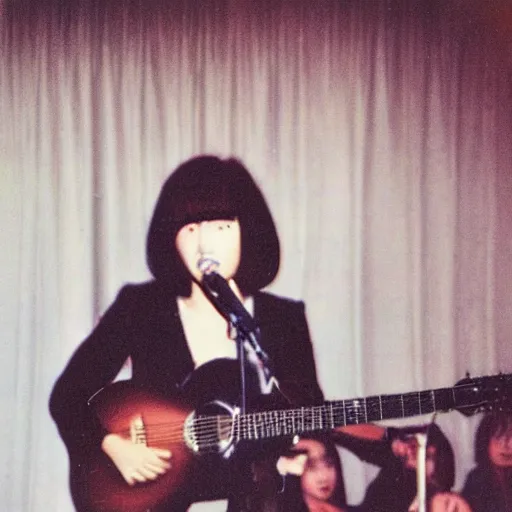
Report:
198,257,258,334
198,257,270,366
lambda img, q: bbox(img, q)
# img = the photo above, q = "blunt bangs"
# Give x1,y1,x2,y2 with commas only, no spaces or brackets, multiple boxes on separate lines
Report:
169,163,240,227
146,155,280,295
475,412,512,466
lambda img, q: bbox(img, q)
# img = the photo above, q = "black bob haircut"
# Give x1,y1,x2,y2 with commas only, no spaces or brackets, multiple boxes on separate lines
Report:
474,411,512,467
281,433,346,511
146,155,280,296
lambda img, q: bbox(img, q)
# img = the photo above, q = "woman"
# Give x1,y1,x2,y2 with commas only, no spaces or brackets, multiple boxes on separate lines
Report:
335,423,468,512
462,412,512,512
49,155,324,511
279,435,347,512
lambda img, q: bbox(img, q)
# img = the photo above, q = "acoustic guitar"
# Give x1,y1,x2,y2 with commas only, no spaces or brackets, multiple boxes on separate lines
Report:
70,361,512,512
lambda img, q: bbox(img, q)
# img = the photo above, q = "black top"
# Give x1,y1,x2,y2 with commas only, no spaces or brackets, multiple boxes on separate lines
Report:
336,433,418,512
49,280,323,510
462,465,512,512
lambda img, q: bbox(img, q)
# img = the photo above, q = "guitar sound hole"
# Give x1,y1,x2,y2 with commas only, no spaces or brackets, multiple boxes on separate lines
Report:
184,400,236,457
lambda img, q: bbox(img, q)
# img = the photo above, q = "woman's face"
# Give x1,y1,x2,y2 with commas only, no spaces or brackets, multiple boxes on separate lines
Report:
402,441,437,480
175,218,241,284
488,427,512,467
300,439,338,504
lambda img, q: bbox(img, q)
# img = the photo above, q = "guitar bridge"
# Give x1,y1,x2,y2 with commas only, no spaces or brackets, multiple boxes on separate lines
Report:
130,415,147,446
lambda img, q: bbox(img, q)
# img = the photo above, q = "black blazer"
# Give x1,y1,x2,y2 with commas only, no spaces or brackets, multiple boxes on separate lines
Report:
49,280,323,485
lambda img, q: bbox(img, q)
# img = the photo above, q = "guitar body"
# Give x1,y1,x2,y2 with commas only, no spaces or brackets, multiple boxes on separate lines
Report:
67,363,512,512
71,359,289,512
70,381,194,512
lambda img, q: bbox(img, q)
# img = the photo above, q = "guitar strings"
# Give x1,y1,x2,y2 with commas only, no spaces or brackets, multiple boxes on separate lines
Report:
111,381,494,447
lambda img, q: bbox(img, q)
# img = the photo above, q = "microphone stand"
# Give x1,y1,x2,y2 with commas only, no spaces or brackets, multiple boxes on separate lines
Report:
414,431,428,512
229,312,249,416
200,278,272,512
201,280,270,415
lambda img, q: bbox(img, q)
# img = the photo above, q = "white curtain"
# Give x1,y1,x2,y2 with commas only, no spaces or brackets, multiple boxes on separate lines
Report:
2,1,512,510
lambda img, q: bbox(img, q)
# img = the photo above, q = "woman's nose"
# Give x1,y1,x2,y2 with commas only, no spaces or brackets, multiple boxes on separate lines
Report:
315,466,329,480
197,221,215,252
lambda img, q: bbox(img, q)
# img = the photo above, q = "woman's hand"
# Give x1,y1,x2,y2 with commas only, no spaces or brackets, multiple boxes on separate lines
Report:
276,438,315,476
429,492,472,512
276,452,308,476
409,492,472,512
101,433,172,486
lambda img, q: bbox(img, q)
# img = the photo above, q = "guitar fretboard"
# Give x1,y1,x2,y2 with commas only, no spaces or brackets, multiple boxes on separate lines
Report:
235,383,481,441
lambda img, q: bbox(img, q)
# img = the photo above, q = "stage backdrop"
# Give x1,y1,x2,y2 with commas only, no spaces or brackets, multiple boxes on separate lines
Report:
1,1,512,510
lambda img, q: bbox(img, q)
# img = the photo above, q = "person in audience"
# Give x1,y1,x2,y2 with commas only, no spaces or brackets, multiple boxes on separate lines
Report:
334,422,471,512
461,411,512,512
277,434,347,512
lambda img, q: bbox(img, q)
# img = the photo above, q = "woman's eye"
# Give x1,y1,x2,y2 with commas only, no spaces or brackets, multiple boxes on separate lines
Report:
215,221,231,230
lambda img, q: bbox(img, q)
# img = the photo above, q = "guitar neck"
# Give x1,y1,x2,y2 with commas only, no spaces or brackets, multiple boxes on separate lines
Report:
237,384,473,442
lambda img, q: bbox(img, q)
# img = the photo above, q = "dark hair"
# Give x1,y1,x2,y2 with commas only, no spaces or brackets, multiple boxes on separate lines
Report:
474,412,512,467
426,423,455,492
146,155,280,296
283,433,346,511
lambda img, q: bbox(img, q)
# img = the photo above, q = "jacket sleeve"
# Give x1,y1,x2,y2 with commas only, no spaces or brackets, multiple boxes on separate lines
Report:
49,285,135,455
332,430,394,466
266,298,324,405
288,300,325,403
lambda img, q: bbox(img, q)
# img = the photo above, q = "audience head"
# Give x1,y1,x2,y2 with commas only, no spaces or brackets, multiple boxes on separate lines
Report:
474,411,512,468
287,434,346,511
395,423,455,493
301,436,344,504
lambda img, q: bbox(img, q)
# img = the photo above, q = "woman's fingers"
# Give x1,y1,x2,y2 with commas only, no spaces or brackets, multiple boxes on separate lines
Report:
128,447,173,484
137,465,161,481
144,461,170,475
430,492,472,512
129,469,149,484
276,453,308,476
152,447,172,459
125,463,166,485
102,434,174,485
